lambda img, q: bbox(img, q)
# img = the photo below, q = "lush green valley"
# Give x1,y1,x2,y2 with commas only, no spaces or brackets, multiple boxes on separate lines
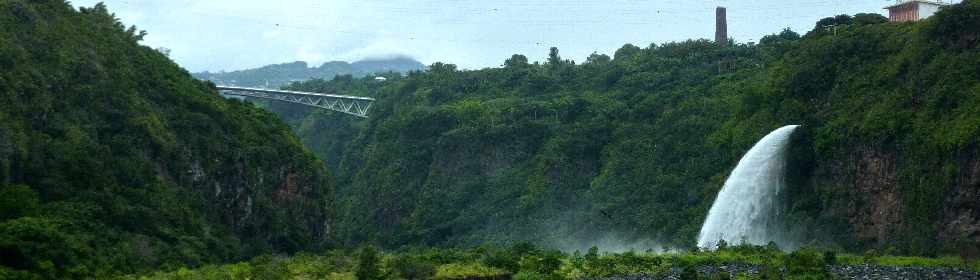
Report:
0,1,333,278
2,0,980,279
269,0,980,257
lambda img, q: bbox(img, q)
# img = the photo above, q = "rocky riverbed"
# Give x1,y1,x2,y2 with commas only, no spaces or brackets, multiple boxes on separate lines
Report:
584,264,980,280
828,264,980,280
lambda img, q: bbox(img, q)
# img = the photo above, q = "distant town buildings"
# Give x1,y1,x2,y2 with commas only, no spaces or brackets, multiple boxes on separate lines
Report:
885,0,949,22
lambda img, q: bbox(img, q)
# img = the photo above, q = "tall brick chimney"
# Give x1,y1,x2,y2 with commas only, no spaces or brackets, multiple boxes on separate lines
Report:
715,7,727,47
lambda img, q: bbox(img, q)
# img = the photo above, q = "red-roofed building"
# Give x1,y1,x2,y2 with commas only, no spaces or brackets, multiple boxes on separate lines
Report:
885,0,949,22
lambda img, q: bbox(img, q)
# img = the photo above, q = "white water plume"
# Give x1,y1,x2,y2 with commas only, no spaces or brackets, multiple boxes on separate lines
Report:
697,125,799,249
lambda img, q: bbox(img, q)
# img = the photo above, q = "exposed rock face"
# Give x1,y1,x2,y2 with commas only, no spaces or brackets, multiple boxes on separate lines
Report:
183,157,332,251
275,171,302,202
811,143,980,251
941,146,980,255
812,145,903,246
848,146,903,245
150,150,332,252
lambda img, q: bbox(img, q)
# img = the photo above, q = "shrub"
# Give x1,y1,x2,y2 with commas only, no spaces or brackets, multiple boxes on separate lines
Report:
716,239,729,251
584,246,599,262
391,255,435,280
758,261,781,280
513,271,548,280
249,255,289,280
710,271,731,280
509,242,540,257
822,251,836,266
483,249,520,272
356,246,383,280
862,249,878,264
785,248,828,280
519,250,563,275
0,185,39,221
679,264,699,280
434,263,504,279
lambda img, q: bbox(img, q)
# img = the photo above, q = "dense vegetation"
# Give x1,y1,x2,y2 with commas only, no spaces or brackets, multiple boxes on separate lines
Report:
267,1,980,256
0,1,334,278
192,58,425,88
126,244,980,280
2,0,979,278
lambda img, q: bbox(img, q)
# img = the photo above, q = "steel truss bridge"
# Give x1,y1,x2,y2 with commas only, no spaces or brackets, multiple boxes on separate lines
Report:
217,86,375,118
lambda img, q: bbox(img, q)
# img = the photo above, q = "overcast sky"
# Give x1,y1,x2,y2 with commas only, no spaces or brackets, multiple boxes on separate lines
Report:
71,0,911,73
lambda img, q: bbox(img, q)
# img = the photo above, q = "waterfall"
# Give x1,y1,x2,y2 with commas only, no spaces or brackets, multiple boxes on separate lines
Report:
697,125,799,249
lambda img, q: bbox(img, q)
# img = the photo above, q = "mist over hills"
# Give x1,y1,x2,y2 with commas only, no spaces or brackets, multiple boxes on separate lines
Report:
193,57,425,88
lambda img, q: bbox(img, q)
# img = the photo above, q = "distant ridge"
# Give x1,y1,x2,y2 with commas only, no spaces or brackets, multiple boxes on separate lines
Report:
194,56,425,88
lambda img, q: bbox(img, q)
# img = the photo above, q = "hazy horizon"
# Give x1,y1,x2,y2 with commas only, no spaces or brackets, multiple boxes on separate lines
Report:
70,1,929,73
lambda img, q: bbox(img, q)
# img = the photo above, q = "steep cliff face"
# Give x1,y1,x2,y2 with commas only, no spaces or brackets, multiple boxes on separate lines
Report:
942,146,980,251
809,143,979,252
0,1,333,277
813,146,904,246
187,159,332,252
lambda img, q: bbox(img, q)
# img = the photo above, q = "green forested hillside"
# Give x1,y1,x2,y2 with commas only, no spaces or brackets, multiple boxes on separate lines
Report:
0,1,334,278
269,1,980,256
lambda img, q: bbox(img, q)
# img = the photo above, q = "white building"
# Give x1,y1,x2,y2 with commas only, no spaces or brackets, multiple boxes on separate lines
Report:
884,0,949,22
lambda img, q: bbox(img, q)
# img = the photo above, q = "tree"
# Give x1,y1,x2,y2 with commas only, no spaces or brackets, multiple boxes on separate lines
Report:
585,52,611,65
852,13,887,25
547,47,562,66
925,0,980,49
428,62,458,74
613,43,641,61
760,28,801,45
812,14,853,34
505,54,529,68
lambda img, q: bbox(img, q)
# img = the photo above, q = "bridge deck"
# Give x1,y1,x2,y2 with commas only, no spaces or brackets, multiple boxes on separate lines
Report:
216,85,374,118
215,86,375,101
